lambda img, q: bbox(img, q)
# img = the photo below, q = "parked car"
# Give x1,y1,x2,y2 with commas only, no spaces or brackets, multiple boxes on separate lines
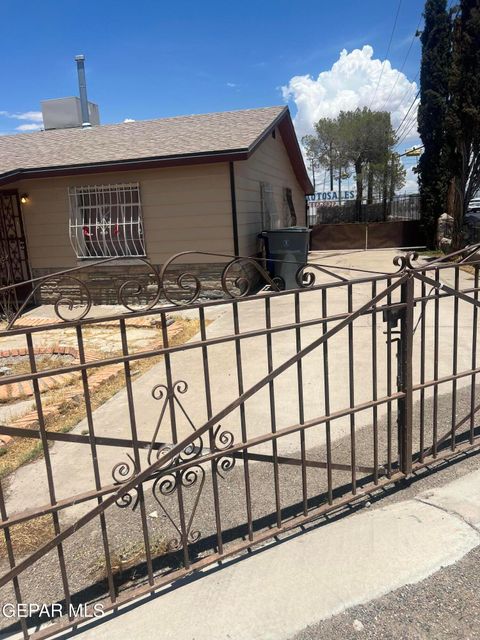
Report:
465,211,480,223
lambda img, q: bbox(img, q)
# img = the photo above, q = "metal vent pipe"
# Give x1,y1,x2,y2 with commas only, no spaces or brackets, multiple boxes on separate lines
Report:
75,55,90,127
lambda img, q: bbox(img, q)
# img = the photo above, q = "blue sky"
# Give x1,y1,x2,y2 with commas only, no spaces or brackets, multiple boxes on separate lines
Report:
0,0,423,188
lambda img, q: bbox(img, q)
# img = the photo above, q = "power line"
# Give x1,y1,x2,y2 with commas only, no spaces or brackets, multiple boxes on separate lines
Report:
396,114,420,147
369,0,403,109
398,2,459,141
380,14,423,112
397,2,457,148
395,68,420,112
395,108,418,141
396,112,419,145
397,124,417,149
398,0,457,133
394,89,420,139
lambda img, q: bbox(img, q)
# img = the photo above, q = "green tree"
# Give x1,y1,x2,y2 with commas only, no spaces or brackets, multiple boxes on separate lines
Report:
418,0,451,248
336,108,395,218
302,118,345,191
371,153,407,212
447,0,480,248
304,108,397,218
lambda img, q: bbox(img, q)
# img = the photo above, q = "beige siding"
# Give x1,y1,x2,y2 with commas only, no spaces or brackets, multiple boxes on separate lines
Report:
6,135,307,273
234,130,307,255
12,163,234,269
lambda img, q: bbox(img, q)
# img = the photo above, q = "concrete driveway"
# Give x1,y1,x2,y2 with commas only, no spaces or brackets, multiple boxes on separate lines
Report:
67,464,480,640
3,249,478,522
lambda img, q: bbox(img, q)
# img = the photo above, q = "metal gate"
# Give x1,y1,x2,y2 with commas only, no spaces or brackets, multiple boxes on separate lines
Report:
0,246,479,638
0,190,32,314
310,220,423,250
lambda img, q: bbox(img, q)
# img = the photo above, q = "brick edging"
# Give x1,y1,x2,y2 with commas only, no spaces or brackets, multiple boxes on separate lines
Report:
0,321,184,448
13,315,168,329
0,345,96,403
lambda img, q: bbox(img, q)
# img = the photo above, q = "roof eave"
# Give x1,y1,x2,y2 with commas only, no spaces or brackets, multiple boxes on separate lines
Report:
275,112,314,195
243,107,313,194
0,148,250,186
0,107,314,194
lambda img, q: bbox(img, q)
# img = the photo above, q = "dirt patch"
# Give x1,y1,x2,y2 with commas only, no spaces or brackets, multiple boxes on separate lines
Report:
88,534,169,583
0,318,201,480
0,316,177,356
0,513,55,558
1,353,74,376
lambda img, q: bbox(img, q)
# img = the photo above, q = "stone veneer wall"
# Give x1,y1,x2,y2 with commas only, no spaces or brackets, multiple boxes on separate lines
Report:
31,262,262,305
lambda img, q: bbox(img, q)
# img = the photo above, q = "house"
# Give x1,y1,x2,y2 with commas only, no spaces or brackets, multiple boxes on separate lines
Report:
0,106,313,304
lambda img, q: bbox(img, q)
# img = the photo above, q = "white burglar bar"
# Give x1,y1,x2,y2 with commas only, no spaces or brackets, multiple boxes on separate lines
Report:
68,183,146,258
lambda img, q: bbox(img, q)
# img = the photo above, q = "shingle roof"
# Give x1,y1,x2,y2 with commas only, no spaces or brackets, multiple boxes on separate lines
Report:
0,106,287,176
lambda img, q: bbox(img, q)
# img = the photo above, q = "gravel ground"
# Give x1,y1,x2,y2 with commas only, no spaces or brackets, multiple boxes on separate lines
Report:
292,545,480,640
1,382,480,637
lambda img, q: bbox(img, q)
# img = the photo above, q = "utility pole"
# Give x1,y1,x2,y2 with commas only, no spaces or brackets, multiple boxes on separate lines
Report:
382,160,389,220
329,142,334,191
389,153,396,210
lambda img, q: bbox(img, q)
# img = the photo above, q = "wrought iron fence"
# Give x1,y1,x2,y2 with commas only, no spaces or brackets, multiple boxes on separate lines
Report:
307,194,421,226
0,245,479,638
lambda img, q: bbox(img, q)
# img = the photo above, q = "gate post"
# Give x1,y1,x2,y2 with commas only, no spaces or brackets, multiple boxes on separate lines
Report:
398,274,414,475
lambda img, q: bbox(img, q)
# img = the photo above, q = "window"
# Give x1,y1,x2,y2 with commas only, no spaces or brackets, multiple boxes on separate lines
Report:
68,183,146,258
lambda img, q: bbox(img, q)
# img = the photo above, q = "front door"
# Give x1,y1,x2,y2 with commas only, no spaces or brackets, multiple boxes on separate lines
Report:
0,189,32,303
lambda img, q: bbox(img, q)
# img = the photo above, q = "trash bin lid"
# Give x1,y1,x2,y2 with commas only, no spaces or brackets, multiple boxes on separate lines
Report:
261,226,310,233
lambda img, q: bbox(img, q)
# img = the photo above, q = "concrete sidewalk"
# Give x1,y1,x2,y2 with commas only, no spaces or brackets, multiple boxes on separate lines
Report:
67,468,480,640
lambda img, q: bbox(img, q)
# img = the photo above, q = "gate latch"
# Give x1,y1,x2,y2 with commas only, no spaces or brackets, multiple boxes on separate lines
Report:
382,306,405,329
382,297,417,329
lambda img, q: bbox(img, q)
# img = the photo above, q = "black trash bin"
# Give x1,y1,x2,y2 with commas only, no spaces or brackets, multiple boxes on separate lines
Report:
261,227,311,289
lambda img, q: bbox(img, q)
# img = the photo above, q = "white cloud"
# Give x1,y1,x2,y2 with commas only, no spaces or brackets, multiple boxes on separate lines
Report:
16,123,43,131
0,110,44,134
226,82,237,88
0,110,43,122
13,111,43,122
282,45,418,140
282,45,421,193
123,118,135,123
403,162,420,194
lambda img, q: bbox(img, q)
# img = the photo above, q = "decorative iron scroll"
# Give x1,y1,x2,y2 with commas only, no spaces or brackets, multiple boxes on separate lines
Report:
160,251,284,304
294,262,351,287
2,256,163,329
3,248,390,329
111,453,140,510
1,251,285,329
393,251,419,272
7,243,473,329
112,380,235,550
